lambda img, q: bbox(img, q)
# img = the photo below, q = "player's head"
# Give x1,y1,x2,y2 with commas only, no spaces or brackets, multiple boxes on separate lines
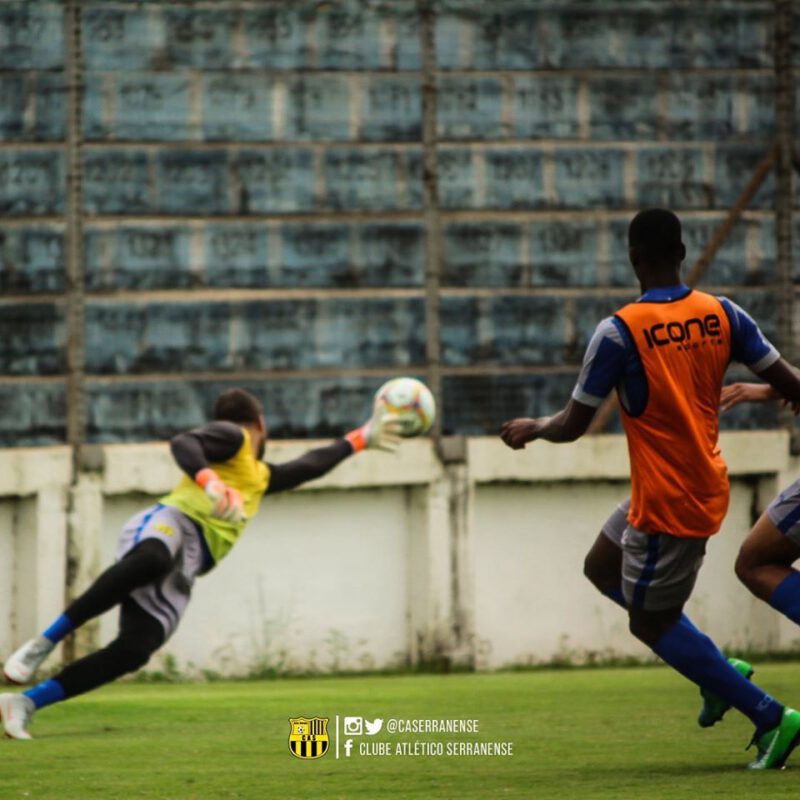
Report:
628,208,686,279
213,388,267,459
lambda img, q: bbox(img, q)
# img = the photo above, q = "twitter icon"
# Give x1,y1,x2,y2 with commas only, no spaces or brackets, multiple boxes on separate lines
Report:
365,718,383,735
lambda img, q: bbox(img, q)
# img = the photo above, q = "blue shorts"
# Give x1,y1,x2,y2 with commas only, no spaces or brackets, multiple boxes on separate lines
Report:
601,498,707,611
767,478,800,546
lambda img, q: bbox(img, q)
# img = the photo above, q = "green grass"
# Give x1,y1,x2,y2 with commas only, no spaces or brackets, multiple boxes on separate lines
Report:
5,664,800,799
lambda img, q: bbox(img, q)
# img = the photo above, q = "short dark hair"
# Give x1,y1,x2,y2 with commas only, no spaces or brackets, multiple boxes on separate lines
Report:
213,388,263,425
628,208,683,264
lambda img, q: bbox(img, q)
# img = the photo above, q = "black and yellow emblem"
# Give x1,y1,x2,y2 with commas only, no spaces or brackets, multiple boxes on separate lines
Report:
288,717,329,760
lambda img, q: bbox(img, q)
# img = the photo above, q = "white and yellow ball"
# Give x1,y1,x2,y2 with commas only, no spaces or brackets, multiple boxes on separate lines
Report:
374,377,436,437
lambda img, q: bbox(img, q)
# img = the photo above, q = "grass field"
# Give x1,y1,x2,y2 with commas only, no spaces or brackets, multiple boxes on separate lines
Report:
4,663,800,799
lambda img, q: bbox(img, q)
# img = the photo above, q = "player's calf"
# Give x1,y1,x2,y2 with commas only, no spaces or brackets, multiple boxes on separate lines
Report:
628,606,682,648
54,637,157,701
114,639,156,675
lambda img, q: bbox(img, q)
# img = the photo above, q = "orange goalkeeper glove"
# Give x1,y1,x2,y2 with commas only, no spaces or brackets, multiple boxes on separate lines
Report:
195,468,246,523
345,407,403,453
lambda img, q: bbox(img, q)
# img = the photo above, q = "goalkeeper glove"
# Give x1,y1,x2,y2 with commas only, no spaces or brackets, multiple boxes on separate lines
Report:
345,407,403,453
195,468,246,523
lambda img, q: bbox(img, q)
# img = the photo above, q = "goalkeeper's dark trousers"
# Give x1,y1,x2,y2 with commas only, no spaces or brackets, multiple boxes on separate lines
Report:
55,540,170,698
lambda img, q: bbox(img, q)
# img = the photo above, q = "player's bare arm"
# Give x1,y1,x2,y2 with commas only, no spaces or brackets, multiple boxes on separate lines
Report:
720,382,778,411
755,359,800,405
721,360,800,412
500,399,596,449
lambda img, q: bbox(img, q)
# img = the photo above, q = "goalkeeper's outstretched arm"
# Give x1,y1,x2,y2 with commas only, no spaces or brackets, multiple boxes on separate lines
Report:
265,406,403,494
266,439,354,494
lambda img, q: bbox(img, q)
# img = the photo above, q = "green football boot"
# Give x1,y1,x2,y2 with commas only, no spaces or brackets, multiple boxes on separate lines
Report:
747,707,800,770
698,658,754,728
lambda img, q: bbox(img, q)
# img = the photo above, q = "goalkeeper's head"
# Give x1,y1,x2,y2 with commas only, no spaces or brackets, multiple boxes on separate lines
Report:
213,388,267,460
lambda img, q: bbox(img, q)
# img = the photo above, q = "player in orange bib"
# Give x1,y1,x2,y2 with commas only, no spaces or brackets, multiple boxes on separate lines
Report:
501,209,800,769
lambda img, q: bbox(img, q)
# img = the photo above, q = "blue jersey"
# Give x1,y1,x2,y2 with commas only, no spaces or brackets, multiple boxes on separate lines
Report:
572,284,779,414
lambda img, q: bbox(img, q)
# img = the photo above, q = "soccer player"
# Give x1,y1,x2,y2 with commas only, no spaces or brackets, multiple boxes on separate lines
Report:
710,382,800,651
500,208,800,769
0,388,400,739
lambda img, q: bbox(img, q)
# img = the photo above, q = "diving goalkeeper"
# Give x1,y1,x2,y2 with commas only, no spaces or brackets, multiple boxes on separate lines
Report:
0,388,399,739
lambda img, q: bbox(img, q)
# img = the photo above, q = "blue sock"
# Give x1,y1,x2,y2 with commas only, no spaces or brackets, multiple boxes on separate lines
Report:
42,614,74,645
23,679,66,710
653,621,782,732
768,572,800,625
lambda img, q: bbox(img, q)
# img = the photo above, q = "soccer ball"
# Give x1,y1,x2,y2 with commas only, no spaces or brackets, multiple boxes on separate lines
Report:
374,377,436,437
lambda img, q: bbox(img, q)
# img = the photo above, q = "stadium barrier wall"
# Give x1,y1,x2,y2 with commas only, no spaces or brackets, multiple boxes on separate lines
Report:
1,430,799,676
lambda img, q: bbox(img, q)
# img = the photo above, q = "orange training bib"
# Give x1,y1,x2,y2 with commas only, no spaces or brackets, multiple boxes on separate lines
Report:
614,290,732,538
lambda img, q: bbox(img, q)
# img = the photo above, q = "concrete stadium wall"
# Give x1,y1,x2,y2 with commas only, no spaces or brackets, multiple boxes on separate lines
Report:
2,0,799,445
1,431,799,676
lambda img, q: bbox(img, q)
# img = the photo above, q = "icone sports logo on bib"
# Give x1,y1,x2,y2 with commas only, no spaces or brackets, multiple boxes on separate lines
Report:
642,314,722,350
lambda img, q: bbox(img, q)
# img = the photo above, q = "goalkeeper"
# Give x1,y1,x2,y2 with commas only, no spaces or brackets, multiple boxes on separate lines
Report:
0,388,399,739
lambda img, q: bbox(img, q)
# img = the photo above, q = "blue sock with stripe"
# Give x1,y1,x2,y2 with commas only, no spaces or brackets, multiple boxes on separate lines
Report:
653,621,782,732
23,679,66,710
42,614,74,645
768,572,800,625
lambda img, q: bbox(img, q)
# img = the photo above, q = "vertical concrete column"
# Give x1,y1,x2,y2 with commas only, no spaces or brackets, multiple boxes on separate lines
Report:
64,0,87,663
5,487,68,659
0,500,16,654
407,479,454,667
0,449,72,653
406,438,477,670
13,490,68,645
445,460,476,667
12,485,70,665
34,486,69,633
67,474,104,656
13,499,41,644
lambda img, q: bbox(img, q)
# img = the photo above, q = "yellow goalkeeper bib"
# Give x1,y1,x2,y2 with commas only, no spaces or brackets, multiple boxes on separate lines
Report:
160,427,270,566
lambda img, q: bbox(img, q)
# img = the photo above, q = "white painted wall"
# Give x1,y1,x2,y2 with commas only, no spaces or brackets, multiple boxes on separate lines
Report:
0,432,798,676
0,500,18,658
98,488,411,674
473,481,638,668
472,479,779,669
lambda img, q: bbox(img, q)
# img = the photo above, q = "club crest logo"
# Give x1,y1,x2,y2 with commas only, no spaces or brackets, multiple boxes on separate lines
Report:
288,717,329,760
154,522,175,537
